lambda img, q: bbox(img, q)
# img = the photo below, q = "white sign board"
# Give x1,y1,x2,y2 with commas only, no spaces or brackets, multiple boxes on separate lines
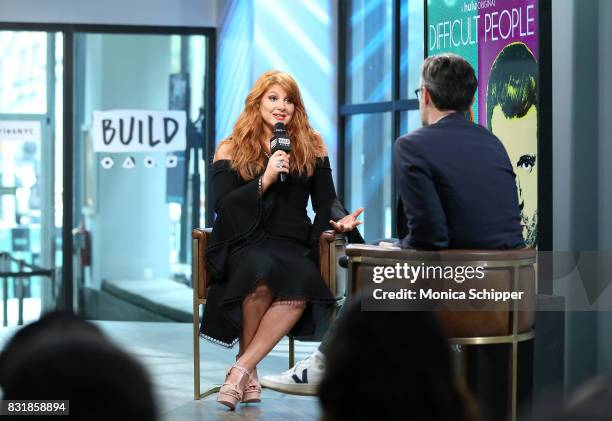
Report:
92,109,187,153
0,121,42,142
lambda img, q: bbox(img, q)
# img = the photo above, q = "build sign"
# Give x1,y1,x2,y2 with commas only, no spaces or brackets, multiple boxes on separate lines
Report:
92,110,187,153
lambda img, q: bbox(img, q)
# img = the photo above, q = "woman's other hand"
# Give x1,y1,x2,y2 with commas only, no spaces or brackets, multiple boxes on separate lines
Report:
330,207,364,233
261,150,290,192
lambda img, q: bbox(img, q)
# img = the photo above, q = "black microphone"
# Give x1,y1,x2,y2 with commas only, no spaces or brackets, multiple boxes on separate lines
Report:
270,122,292,182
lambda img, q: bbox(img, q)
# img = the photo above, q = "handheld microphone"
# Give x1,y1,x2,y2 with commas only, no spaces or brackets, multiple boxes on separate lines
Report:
270,122,292,182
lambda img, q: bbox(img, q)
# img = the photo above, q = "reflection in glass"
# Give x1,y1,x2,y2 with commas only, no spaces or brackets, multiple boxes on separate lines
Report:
0,32,48,114
345,113,392,241
54,33,64,270
346,0,393,104
399,110,422,137
72,32,209,322
0,31,63,324
400,0,425,99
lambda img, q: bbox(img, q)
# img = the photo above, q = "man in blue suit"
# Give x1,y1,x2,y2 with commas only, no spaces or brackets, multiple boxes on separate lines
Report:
395,53,524,250
262,53,525,397
394,54,526,420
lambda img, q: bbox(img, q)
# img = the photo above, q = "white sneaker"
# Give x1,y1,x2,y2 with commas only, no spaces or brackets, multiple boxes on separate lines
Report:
260,350,325,395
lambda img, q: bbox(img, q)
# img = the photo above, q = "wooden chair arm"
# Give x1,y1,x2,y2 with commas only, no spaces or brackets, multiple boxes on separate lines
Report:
345,244,536,262
319,230,347,298
344,245,537,336
192,228,212,301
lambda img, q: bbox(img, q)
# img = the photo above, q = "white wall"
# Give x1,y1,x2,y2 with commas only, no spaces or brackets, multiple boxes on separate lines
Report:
1,0,216,27
597,0,612,377
552,0,612,390
552,0,574,254
598,0,612,253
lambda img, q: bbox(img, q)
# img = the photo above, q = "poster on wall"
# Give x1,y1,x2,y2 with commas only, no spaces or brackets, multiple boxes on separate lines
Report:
427,0,539,246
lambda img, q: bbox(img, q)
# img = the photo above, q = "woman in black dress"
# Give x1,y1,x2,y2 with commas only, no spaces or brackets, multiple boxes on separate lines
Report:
201,70,363,409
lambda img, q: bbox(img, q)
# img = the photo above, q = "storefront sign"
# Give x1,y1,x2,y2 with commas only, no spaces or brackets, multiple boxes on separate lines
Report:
0,121,41,142
92,110,187,153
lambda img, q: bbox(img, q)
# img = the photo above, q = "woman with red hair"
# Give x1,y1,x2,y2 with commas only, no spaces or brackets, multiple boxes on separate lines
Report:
201,70,363,409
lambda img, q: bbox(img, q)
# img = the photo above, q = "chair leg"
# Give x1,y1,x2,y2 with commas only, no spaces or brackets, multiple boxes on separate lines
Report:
457,345,468,380
507,341,518,421
192,303,223,400
289,336,295,369
194,304,201,400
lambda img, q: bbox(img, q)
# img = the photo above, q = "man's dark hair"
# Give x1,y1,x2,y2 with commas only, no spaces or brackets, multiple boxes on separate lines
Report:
486,42,538,129
422,53,478,112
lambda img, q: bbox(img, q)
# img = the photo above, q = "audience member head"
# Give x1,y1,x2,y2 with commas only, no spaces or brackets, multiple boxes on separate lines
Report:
318,297,481,421
0,312,158,421
0,311,106,383
418,53,478,126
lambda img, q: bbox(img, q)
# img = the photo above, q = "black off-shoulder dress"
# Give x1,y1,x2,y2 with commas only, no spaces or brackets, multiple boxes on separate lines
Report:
200,157,363,347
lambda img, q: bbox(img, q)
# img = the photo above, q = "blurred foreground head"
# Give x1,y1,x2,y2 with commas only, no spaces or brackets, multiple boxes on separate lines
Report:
0,312,157,421
318,298,480,421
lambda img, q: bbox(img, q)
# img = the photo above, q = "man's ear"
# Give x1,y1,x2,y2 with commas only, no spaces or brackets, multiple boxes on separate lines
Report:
423,87,431,106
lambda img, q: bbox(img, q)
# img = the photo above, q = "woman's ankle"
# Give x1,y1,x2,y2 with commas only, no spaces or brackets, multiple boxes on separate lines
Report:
235,358,256,374
226,364,250,386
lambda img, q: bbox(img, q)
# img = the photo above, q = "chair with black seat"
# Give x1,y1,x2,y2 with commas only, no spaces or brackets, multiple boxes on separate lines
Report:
192,228,347,400
344,244,536,421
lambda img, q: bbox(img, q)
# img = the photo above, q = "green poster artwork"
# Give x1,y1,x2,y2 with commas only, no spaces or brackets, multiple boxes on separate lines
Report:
426,0,540,247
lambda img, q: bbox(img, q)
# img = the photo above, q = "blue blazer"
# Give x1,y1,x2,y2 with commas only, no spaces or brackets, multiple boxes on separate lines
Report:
393,112,525,250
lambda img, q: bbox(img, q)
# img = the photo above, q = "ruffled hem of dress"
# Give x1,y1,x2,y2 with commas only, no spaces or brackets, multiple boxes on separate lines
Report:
222,293,338,307
199,332,239,349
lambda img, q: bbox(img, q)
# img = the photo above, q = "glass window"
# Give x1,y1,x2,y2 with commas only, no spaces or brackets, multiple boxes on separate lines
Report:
340,1,423,241
73,32,209,320
344,112,393,241
345,0,393,104
54,33,64,270
0,31,62,325
400,0,425,99
0,32,48,114
399,110,421,137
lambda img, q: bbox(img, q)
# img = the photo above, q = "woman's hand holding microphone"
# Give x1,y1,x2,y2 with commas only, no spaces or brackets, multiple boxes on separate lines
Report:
261,150,290,193
260,151,364,234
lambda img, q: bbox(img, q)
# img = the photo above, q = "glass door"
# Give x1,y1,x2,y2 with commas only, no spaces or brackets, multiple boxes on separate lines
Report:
0,31,63,325
73,31,210,321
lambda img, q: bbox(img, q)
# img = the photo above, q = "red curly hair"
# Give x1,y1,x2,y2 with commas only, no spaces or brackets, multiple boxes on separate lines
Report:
216,70,327,181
